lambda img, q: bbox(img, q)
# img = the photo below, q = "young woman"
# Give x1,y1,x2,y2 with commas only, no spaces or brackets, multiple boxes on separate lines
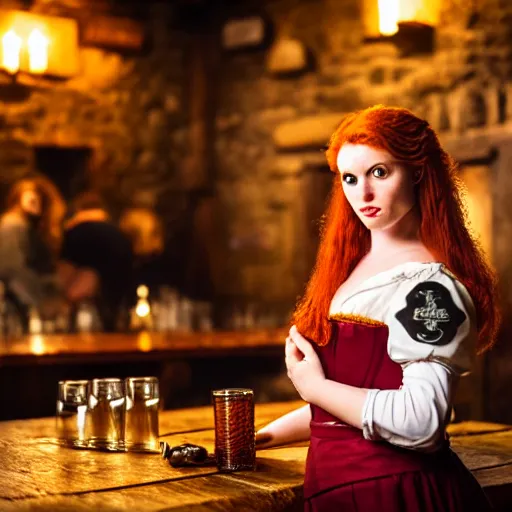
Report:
256,105,501,511
0,176,65,307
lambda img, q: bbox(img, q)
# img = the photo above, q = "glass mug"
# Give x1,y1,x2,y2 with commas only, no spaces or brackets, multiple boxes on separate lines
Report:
85,378,126,451
212,388,256,472
56,380,88,448
124,376,160,453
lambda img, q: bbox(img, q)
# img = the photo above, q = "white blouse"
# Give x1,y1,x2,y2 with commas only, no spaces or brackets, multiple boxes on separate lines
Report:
329,262,477,452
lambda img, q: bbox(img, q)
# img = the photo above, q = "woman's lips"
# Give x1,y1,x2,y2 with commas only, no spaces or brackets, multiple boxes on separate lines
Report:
360,207,381,218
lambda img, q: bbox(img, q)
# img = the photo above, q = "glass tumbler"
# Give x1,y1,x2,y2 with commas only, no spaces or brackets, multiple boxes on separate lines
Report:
212,388,256,472
56,380,89,448
85,378,126,451
124,376,160,453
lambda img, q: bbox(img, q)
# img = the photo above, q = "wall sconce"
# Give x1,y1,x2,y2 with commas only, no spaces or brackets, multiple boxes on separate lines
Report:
0,9,78,78
363,0,439,55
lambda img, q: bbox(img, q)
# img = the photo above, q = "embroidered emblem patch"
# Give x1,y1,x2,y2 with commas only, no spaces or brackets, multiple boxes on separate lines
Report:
395,281,466,346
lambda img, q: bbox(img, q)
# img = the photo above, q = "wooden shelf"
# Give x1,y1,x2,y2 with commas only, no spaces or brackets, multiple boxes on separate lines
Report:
0,328,289,367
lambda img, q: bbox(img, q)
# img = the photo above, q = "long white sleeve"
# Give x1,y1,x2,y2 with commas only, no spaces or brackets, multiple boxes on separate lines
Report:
362,361,457,452
360,267,476,452
329,263,477,452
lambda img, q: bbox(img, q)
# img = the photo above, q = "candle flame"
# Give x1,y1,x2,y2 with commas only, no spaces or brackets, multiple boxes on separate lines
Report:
27,28,48,74
378,0,400,36
2,29,22,74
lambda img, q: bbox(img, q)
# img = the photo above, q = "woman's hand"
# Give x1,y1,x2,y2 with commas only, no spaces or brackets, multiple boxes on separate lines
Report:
285,325,325,403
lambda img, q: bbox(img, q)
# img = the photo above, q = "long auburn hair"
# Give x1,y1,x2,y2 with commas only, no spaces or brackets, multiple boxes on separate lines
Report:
292,105,501,354
5,176,65,255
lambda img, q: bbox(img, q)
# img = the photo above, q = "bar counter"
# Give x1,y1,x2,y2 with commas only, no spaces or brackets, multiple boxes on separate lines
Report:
1,400,512,511
0,328,289,367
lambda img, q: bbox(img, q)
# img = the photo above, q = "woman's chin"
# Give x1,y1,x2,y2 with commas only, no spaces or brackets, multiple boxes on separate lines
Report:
359,215,385,230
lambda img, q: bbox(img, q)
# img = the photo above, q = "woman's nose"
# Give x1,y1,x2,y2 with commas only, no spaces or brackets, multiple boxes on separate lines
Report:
362,181,375,203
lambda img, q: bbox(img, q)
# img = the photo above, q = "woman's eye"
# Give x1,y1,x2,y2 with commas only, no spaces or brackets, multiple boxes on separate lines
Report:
342,174,357,185
372,166,388,178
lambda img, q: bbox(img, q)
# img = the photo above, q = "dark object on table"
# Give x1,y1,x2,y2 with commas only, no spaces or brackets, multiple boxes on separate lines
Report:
160,442,214,468
160,441,172,459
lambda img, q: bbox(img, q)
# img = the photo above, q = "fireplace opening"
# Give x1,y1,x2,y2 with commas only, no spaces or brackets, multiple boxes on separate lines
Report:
34,146,92,203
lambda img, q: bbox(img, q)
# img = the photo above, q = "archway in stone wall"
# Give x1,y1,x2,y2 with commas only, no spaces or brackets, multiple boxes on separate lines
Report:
34,145,93,204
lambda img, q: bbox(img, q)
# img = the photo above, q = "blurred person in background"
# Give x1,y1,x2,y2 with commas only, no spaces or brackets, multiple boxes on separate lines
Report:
119,207,167,299
0,176,65,314
58,191,133,331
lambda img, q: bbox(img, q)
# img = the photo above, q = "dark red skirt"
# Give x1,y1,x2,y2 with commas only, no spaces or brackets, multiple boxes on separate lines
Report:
304,423,492,512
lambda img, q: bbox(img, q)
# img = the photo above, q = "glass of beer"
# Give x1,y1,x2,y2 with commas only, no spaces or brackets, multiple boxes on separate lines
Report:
56,380,89,448
212,388,256,472
85,378,126,451
124,376,160,453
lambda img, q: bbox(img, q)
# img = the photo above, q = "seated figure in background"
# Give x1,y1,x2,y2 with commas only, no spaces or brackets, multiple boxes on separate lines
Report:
119,207,166,301
58,191,133,332
0,176,65,315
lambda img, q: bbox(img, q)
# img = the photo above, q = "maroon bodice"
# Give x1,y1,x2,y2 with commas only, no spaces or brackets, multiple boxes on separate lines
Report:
304,320,451,499
311,320,403,424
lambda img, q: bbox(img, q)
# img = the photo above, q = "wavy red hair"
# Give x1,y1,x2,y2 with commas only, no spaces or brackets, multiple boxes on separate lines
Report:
292,105,501,354
5,175,65,255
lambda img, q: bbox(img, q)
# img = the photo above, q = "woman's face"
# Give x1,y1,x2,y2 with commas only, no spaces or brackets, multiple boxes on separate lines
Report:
20,188,42,217
337,144,416,231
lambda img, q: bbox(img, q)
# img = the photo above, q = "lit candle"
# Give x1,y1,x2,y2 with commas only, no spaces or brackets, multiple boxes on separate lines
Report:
378,0,400,36
135,285,151,318
2,30,22,74
27,28,49,74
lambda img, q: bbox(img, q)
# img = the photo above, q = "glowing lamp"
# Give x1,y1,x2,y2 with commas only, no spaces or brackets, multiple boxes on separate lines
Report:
135,285,151,318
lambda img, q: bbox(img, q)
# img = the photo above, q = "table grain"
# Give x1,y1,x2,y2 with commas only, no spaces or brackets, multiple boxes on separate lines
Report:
0,401,511,511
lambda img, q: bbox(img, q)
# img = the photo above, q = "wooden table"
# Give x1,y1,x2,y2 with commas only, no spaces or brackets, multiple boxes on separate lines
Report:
0,329,288,367
1,401,511,511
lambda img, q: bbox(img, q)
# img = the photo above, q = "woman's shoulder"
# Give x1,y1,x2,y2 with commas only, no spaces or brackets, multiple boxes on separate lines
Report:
395,262,475,317
0,212,28,238
387,263,477,375
0,211,26,227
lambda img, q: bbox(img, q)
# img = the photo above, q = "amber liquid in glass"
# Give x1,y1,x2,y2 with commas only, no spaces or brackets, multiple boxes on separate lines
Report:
56,401,87,448
124,397,159,452
85,395,126,451
213,389,255,472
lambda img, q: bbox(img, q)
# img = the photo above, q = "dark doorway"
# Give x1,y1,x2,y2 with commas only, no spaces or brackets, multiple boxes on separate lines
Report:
34,146,92,202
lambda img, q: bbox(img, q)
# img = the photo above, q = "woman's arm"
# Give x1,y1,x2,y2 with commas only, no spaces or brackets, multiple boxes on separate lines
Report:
361,361,455,451
255,404,311,450
287,326,454,452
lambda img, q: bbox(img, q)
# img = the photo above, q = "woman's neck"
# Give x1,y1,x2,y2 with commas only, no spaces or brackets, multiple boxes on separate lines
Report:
367,207,424,257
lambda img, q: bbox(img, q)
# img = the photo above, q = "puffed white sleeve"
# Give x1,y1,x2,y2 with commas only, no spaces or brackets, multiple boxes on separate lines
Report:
361,268,478,452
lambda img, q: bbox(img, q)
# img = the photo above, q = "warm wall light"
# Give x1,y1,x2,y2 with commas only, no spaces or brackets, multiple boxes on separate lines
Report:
2,29,21,74
27,28,48,74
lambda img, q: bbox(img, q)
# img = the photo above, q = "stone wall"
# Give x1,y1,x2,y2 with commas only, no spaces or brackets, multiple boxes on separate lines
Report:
0,0,189,255
213,0,512,303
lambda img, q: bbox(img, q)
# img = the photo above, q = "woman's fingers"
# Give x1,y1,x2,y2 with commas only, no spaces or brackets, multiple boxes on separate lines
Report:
285,336,303,366
289,325,316,358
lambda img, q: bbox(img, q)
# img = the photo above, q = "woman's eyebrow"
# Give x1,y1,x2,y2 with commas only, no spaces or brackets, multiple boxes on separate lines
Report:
340,161,391,175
